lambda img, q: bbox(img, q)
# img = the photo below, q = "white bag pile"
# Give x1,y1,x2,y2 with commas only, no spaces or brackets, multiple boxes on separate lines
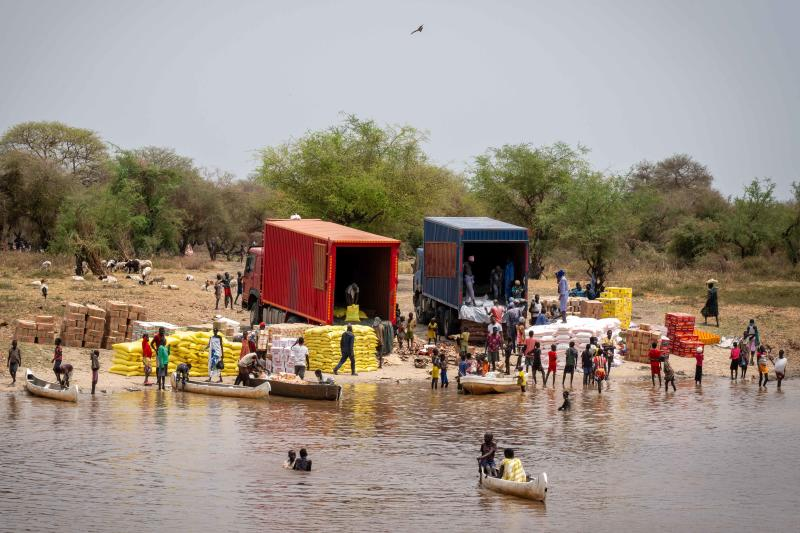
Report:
525,316,623,367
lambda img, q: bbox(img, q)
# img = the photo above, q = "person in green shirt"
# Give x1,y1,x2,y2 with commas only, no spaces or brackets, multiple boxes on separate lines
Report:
156,339,170,390
563,341,578,387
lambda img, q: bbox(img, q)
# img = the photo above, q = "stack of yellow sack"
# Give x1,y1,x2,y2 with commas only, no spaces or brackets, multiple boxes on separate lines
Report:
108,330,241,378
304,325,379,372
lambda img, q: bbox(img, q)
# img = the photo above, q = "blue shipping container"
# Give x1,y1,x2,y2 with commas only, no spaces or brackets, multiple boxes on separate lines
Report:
421,217,529,310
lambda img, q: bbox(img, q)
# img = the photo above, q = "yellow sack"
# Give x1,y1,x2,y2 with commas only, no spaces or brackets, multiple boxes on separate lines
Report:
345,304,361,322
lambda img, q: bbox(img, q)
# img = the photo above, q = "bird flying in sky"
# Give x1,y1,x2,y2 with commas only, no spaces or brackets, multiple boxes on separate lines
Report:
410,25,423,35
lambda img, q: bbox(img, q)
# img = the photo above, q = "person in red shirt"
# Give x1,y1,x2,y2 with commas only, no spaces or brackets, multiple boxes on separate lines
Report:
545,344,558,387
523,331,537,374
648,342,662,387
694,346,704,385
141,333,153,386
487,327,503,372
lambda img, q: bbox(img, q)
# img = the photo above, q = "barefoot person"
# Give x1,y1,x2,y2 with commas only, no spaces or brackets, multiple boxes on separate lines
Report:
156,338,170,390
773,350,787,389
694,346,704,386
757,346,770,388
563,341,578,387
663,355,676,392
701,279,719,327
206,328,224,383
175,362,192,390
477,433,498,477
141,333,153,386
7,340,21,385
545,344,558,387
730,342,741,381
51,338,63,383
558,390,571,411
90,349,100,395
649,342,663,387
58,363,74,388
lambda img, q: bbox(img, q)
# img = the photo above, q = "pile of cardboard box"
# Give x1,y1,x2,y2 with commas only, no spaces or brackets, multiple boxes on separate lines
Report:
623,324,665,363
103,301,147,348
579,300,604,319
61,303,88,347
14,315,55,344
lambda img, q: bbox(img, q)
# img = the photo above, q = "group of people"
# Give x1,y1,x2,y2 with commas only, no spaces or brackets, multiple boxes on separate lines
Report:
140,327,174,390
477,433,529,483
283,448,312,471
727,319,787,388
213,272,243,310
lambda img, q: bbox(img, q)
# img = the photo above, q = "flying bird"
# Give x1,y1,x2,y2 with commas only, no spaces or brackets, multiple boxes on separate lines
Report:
410,24,423,35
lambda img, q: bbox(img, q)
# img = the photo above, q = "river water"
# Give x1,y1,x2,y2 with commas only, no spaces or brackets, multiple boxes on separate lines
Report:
1,379,797,532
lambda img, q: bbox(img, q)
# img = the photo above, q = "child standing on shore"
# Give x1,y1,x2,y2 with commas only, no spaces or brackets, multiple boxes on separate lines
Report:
427,317,438,345
545,344,558,387
406,312,416,351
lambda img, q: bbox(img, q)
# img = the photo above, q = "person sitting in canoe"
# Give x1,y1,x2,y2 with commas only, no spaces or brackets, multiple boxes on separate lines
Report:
292,448,311,471
57,363,74,388
315,369,335,385
477,433,497,476
497,448,527,482
175,362,192,390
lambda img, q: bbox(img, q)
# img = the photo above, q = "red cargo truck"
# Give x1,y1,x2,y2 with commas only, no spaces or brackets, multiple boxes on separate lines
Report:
241,219,400,326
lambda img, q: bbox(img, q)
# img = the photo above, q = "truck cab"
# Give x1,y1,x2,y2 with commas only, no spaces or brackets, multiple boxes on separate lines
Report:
241,246,263,324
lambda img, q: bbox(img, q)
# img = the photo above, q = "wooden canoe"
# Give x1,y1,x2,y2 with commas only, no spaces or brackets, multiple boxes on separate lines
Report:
250,377,341,401
481,471,548,501
24,368,79,403
461,373,520,395
170,373,270,399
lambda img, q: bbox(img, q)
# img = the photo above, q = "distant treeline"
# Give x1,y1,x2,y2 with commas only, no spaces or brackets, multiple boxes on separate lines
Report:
1,116,798,285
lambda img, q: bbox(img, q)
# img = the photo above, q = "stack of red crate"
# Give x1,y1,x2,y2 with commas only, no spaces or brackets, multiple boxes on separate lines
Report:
664,312,703,357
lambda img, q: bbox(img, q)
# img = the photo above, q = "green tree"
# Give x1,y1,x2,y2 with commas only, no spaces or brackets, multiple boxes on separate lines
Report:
0,121,109,185
667,218,719,266
255,115,470,245
0,151,74,247
551,173,631,290
630,153,713,190
723,179,779,258
470,142,589,278
781,181,800,265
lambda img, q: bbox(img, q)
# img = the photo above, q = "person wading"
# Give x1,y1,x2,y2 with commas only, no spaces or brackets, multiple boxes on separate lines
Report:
333,325,357,376
7,340,21,385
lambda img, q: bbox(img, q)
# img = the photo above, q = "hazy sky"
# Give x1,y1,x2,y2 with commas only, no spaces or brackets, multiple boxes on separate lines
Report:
1,0,798,197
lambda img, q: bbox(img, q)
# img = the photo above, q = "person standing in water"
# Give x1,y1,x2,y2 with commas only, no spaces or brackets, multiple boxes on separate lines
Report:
581,344,594,386
439,350,449,389
531,342,545,385
663,355,676,392
694,346,704,386
773,350,787,389
90,349,100,395
563,341,578,387
757,346,770,388
545,344,558,387
593,350,607,393
292,448,312,471
649,342,663,387
730,341,741,381
430,349,440,390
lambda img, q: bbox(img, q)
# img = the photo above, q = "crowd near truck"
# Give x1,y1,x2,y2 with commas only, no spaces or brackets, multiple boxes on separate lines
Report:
413,217,529,334
241,219,400,326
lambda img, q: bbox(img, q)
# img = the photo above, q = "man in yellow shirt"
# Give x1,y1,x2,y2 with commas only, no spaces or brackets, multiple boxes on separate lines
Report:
498,448,527,482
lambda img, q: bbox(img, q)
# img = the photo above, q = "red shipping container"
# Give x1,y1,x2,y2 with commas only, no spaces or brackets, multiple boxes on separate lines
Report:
257,219,400,325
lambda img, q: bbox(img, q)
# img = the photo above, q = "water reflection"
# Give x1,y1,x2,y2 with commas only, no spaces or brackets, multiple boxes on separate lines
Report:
1,380,798,532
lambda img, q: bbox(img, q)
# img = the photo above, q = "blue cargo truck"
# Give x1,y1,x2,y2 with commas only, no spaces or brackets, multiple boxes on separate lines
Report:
413,217,529,334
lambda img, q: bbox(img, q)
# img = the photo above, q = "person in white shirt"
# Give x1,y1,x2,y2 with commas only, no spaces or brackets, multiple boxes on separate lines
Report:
290,337,309,379
773,350,788,389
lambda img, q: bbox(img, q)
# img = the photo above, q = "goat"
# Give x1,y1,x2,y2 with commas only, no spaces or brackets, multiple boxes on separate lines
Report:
185,274,194,281
141,266,152,279
148,276,165,286
41,260,52,271
138,259,153,269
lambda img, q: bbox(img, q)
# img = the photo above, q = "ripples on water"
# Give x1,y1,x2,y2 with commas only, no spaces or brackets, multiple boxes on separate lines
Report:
1,380,797,532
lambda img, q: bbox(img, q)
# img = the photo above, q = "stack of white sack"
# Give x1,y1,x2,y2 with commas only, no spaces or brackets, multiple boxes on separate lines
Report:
525,316,624,368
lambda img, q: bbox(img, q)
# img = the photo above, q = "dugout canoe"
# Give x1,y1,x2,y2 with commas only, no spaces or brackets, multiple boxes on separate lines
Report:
24,368,79,403
460,373,520,395
250,377,342,401
480,470,548,502
170,373,270,399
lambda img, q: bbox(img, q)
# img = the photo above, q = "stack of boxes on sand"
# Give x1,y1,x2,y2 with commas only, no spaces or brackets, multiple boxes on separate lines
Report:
264,323,316,374
102,301,147,348
304,325,379,372
109,330,241,378
598,287,633,329
12,320,37,344
82,305,106,349
693,329,721,345
61,303,88,347
665,312,703,357
623,324,665,363
131,321,179,341
13,315,56,344
579,300,604,319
